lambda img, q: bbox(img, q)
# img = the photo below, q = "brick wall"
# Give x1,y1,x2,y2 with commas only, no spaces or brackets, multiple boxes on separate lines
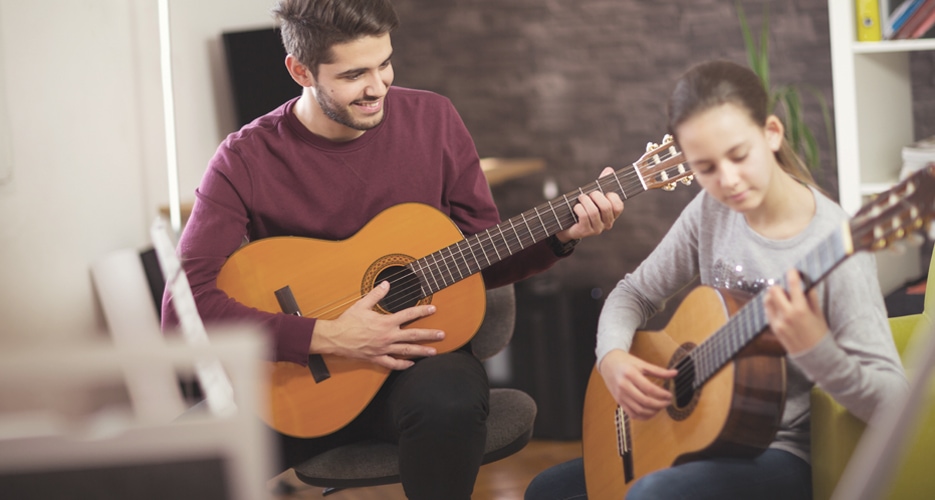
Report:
388,0,839,293
384,0,935,438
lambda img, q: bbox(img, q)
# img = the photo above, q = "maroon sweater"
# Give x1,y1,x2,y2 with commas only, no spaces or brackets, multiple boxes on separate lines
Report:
163,87,561,364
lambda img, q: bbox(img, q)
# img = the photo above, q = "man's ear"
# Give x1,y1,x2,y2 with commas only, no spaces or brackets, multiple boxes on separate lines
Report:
764,114,784,152
285,54,315,87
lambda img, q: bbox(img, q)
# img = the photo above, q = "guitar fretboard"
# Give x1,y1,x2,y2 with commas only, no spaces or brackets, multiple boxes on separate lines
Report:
409,149,686,297
689,223,853,388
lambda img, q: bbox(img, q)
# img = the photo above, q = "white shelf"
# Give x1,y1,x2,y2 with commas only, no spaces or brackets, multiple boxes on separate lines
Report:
828,1,927,293
853,38,935,54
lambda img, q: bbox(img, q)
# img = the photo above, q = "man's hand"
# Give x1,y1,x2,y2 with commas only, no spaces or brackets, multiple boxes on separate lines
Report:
309,281,445,370
556,167,624,243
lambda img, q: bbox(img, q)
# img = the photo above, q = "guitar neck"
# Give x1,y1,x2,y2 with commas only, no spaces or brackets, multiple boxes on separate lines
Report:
410,161,669,296
689,222,854,388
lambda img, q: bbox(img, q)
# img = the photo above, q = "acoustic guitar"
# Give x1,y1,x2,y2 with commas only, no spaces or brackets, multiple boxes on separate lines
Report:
581,164,935,499
216,137,690,438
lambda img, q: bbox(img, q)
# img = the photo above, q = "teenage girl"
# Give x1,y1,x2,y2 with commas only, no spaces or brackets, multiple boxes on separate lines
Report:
525,59,908,499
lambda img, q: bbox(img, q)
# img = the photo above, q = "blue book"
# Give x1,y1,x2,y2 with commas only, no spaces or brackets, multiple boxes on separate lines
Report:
888,0,926,37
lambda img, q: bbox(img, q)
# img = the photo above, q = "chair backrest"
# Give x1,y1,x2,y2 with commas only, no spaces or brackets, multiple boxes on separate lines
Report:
471,284,516,361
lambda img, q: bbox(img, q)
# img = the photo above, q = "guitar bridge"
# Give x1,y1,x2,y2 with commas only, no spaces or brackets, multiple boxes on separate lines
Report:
275,286,331,383
615,406,635,483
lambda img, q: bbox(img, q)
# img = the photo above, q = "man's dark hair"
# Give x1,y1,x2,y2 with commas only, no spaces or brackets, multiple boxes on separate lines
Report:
273,0,399,77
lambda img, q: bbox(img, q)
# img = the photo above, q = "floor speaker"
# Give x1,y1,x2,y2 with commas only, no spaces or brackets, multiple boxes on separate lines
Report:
503,274,603,440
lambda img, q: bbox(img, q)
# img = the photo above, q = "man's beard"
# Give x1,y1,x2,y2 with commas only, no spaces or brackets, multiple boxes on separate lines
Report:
314,85,385,131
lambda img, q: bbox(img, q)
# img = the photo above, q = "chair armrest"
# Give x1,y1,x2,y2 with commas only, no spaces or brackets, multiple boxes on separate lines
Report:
888,313,925,356
810,388,866,500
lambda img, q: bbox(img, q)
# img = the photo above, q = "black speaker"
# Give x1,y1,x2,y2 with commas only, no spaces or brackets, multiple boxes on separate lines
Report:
504,274,603,440
222,26,300,128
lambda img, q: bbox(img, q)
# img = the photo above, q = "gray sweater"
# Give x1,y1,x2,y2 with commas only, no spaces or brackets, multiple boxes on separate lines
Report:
596,187,908,463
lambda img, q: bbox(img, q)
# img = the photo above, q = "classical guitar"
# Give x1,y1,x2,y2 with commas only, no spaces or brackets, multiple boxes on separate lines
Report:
581,164,935,500
216,137,689,438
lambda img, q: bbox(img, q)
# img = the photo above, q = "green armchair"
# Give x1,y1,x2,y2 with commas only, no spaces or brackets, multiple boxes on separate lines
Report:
810,254,935,500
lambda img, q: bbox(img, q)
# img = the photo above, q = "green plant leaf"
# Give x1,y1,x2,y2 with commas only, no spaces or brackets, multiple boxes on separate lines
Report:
735,1,832,175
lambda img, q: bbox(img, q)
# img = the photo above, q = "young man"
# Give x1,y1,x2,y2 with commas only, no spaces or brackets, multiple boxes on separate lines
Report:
163,1,623,498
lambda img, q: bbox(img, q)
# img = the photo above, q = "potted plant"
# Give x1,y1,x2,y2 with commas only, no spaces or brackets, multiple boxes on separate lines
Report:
737,2,835,177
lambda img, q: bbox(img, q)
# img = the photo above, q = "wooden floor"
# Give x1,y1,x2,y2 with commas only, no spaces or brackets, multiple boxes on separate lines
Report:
270,439,582,500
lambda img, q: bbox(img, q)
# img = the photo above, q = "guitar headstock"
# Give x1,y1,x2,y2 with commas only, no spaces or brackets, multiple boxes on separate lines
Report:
850,164,935,253
636,135,692,192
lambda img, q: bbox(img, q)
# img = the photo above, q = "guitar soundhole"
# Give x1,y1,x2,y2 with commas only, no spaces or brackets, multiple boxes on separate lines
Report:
364,254,432,314
375,266,422,313
666,343,701,421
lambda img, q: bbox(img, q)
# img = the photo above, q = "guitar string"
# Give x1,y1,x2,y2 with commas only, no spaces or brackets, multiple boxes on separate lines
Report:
302,152,680,319
377,151,686,312
666,232,851,402
663,278,795,402
303,149,686,321
626,180,924,408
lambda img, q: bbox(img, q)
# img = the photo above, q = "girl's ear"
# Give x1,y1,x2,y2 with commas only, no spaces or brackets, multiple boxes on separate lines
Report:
764,115,784,152
285,54,315,87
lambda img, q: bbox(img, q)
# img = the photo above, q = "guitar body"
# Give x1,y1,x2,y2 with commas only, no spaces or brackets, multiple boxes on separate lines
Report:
216,203,487,437
582,286,787,499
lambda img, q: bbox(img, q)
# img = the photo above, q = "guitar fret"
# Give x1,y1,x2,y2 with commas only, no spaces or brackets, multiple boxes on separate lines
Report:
700,338,712,384
612,171,628,200
428,253,446,291
486,228,503,261
533,207,548,238
409,260,429,296
429,256,442,293
547,201,564,232
477,235,492,267
447,246,464,281
439,250,456,286
508,219,525,250
458,243,473,277
562,194,575,223
633,163,648,191
459,240,478,275
464,236,482,271
497,225,513,256
520,213,535,245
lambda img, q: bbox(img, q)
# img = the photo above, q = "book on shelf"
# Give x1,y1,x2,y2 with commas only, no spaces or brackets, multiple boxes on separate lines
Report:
892,0,935,39
885,0,925,38
857,0,884,41
899,135,935,180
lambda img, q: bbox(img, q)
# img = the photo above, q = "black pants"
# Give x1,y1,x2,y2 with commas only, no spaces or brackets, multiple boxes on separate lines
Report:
277,346,490,500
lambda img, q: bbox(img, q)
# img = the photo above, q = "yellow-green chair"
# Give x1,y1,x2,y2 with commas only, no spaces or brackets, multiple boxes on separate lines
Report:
811,253,935,500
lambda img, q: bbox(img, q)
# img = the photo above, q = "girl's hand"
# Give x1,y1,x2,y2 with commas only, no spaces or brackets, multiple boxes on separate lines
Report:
598,349,678,420
763,269,829,354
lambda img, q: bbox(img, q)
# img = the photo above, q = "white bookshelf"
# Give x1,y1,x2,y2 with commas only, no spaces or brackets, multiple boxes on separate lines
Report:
827,1,934,293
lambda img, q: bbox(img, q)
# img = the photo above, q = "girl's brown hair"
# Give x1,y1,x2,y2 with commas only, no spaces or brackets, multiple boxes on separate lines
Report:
667,60,817,187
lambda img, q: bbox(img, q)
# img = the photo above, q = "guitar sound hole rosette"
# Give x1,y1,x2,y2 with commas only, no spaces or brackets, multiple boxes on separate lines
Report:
364,254,432,314
666,343,701,421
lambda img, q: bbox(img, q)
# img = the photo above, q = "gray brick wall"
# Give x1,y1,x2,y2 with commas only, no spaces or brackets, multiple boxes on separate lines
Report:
389,0,934,298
